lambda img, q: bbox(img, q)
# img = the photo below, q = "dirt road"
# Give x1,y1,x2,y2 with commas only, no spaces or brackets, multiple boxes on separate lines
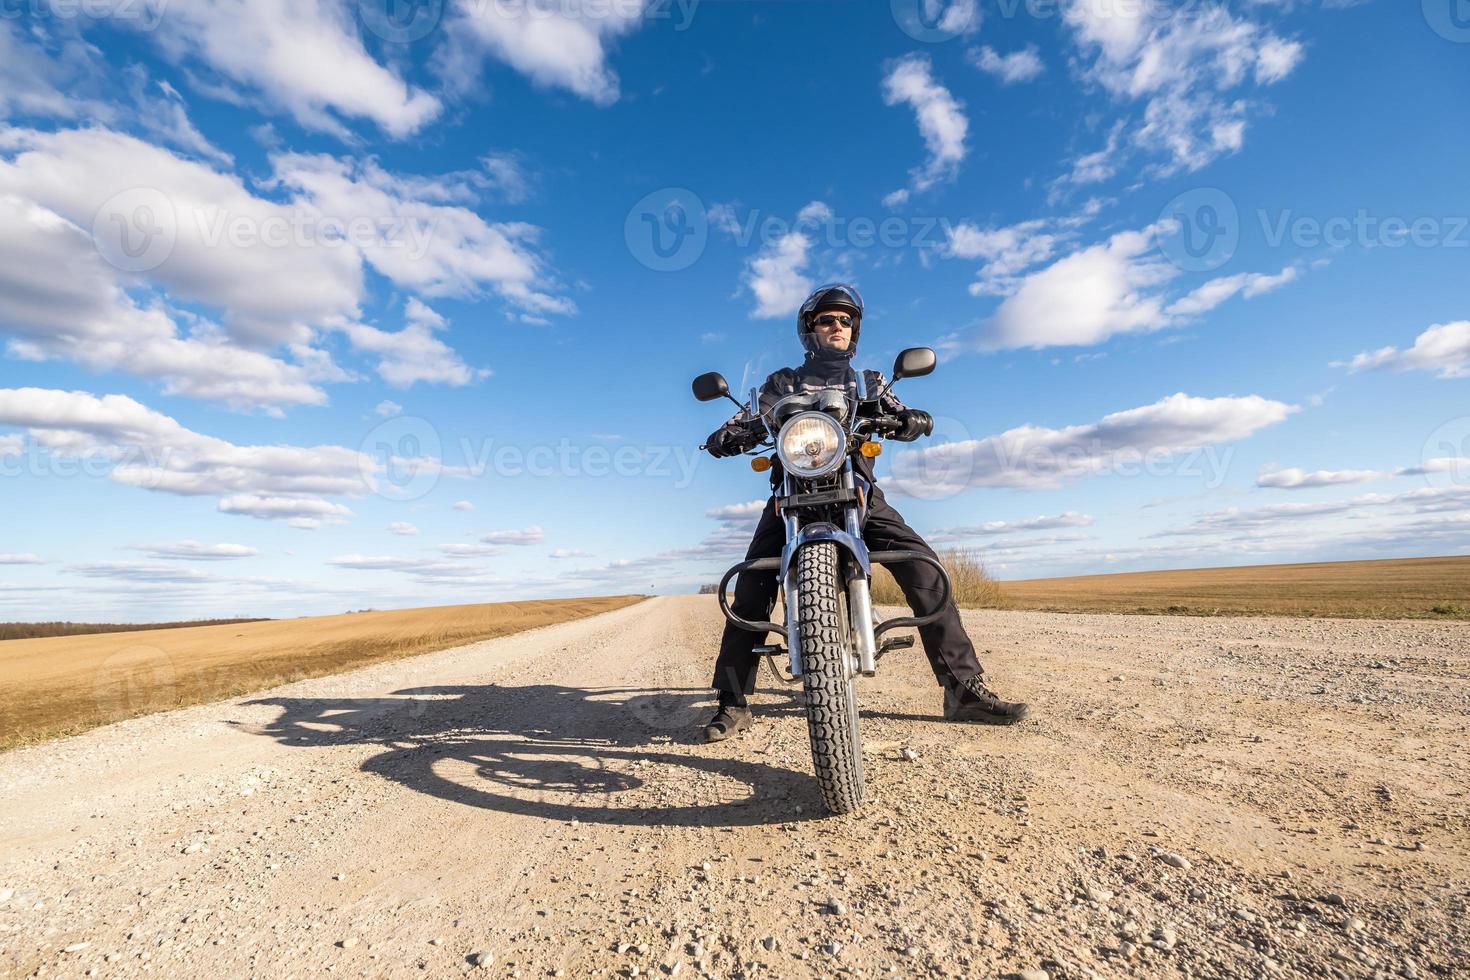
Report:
1,596,1466,978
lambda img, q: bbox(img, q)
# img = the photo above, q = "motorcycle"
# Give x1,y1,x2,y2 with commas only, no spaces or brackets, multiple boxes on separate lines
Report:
692,347,953,815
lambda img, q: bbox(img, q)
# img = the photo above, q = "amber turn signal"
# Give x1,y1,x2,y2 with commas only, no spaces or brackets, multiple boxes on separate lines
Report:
859,441,882,458
751,456,773,472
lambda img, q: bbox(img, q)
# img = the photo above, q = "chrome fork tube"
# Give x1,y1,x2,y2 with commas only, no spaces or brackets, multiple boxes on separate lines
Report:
782,474,803,677
841,468,878,676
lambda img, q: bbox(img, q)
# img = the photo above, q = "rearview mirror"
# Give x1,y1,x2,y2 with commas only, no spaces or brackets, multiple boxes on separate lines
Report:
893,347,936,382
692,372,730,402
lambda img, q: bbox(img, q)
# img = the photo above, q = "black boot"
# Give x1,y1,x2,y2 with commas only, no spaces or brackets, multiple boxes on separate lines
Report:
702,694,753,743
943,675,1031,725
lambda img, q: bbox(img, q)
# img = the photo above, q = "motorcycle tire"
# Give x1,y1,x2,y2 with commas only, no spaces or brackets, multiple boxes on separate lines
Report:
795,541,866,814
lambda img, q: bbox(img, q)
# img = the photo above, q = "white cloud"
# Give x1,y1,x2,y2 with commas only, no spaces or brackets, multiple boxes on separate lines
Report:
436,0,648,105
1165,266,1299,317
0,387,466,528
1340,321,1470,379
218,494,354,529
374,400,403,417
71,561,215,583
340,299,487,388
969,224,1301,350
0,127,570,409
438,543,500,557
127,70,234,167
388,521,421,536
549,548,589,559
744,231,814,319
888,392,1298,493
1061,0,1305,175
480,526,545,545
1256,467,1383,489
453,500,475,511
0,21,101,121
328,553,501,584
105,0,441,138
0,553,44,565
983,224,1175,348
131,540,259,560
0,193,328,413
1055,123,1126,191
1396,456,1470,479
881,54,968,200
969,45,1044,85
949,219,1067,297
795,200,834,225
929,512,1094,544
268,153,573,316
480,152,533,204
0,126,362,349
705,500,766,522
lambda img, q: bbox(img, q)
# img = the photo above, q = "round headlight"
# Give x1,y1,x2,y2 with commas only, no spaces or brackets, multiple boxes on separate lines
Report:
777,412,845,477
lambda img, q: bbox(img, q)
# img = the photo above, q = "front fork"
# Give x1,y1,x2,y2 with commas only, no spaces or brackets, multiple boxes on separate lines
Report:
842,470,879,677
781,469,880,680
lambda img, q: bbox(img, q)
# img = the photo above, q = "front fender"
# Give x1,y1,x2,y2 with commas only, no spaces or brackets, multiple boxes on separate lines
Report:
780,521,871,580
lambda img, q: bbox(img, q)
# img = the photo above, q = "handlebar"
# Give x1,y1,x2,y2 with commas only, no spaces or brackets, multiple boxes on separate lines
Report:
701,406,905,454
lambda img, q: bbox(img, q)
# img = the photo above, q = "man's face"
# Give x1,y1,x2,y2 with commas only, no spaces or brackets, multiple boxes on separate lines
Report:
811,308,855,351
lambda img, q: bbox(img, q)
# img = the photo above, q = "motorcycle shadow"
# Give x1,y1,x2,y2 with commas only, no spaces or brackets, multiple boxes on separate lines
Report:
236,683,818,827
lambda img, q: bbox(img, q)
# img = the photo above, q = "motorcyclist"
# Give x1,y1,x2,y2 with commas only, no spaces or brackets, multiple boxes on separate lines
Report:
700,283,1031,742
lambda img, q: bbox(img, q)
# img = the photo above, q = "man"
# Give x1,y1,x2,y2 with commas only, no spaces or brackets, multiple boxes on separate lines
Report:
700,283,1030,742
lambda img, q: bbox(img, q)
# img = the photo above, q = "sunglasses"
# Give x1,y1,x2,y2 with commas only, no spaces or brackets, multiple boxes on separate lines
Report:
813,314,854,328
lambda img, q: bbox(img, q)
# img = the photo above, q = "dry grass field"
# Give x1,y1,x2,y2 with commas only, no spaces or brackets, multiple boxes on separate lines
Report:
997,554,1470,619
0,595,643,749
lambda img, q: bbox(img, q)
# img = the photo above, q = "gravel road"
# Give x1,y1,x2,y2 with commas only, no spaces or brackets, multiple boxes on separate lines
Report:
1,596,1466,979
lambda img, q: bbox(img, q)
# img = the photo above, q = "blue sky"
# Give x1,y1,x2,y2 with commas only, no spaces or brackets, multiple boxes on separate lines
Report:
1,0,1467,620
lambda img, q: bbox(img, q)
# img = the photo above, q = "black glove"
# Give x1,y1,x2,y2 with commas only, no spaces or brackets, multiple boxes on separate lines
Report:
892,409,933,442
705,426,747,458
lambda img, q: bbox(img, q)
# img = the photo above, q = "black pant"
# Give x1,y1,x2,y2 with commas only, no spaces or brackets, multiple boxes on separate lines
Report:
711,491,984,706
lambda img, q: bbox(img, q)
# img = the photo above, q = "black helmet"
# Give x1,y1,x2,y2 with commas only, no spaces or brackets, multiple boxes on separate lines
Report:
797,282,864,355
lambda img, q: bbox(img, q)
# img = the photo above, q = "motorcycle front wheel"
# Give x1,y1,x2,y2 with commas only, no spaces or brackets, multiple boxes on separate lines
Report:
794,541,866,814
